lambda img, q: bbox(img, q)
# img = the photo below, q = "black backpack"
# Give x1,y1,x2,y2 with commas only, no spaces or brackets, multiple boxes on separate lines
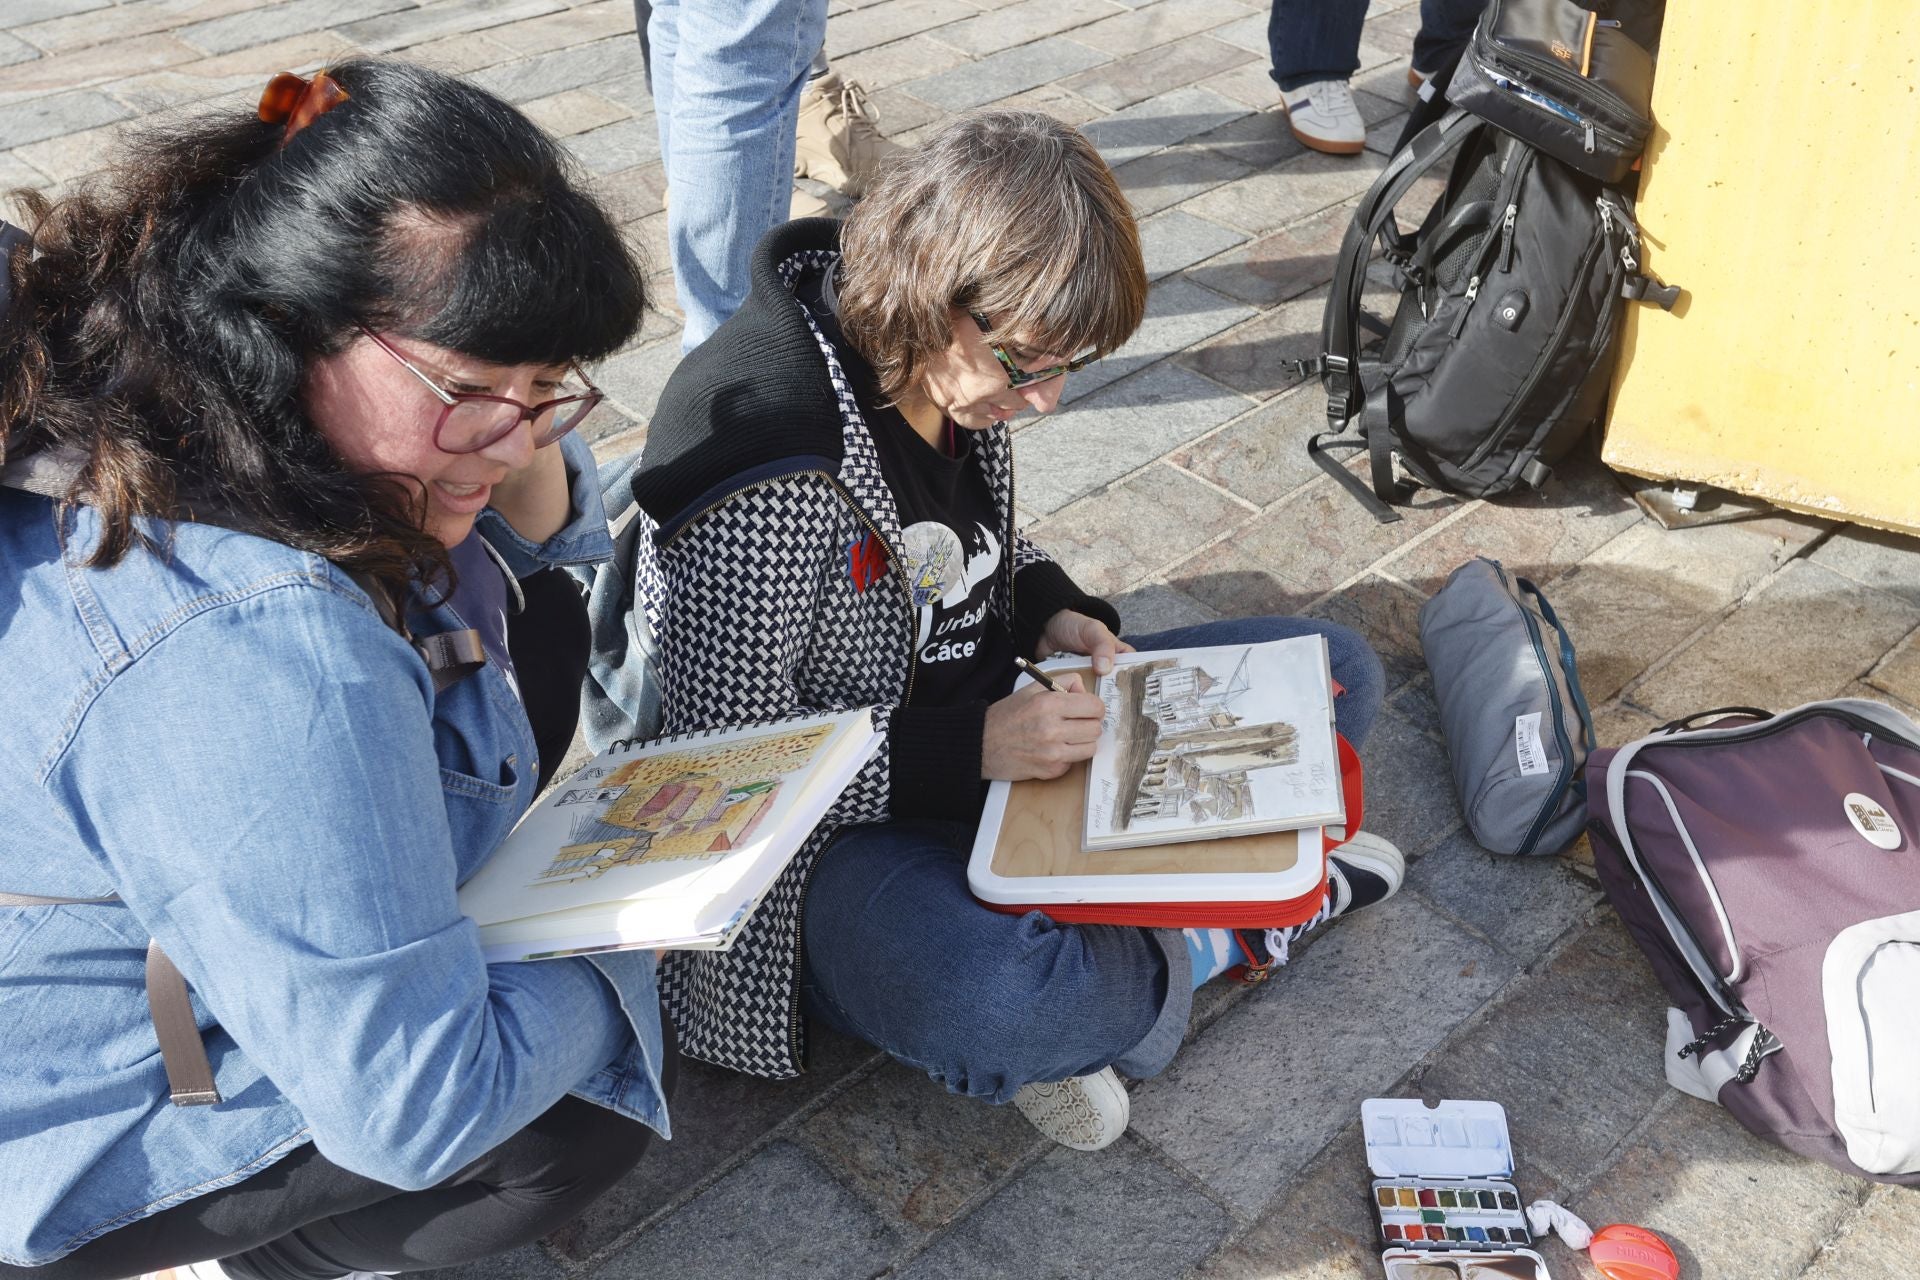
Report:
1304,105,1679,522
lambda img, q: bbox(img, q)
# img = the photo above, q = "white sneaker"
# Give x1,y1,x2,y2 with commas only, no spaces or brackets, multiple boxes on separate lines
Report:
1012,1066,1129,1151
1279,77,1367,155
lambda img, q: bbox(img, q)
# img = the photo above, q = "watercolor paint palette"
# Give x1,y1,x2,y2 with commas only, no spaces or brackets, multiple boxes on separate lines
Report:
1363,1099,1553,1280
1370,1178,1530,1246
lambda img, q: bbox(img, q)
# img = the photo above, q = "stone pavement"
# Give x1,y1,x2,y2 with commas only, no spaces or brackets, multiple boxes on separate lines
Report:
7,2,1919,1277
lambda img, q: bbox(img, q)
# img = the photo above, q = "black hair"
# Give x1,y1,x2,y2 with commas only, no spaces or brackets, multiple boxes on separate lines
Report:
0,58,646,589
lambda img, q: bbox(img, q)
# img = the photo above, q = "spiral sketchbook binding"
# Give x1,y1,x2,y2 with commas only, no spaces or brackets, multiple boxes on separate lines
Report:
606,708,867,756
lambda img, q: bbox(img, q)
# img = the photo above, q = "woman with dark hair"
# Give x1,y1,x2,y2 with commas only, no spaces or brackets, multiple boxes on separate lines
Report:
598,110,1403,1153
0,61,670,1280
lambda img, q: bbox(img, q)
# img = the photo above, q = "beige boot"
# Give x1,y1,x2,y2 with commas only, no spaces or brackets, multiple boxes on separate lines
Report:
794,69,906,198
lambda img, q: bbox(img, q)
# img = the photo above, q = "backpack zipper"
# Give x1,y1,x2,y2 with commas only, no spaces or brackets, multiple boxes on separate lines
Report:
1491,562,1575,854
1477,40,1647,138
1458,230,1608,473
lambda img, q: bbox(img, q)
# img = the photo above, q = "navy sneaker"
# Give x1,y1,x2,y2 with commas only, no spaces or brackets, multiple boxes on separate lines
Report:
1252,831,1407,969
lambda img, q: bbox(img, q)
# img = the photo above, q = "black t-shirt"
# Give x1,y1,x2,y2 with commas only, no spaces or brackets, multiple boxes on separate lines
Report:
799,274,1013,711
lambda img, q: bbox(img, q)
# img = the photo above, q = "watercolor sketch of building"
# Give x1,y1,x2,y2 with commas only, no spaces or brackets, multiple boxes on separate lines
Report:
1108,648,1301,831
533,723,833,886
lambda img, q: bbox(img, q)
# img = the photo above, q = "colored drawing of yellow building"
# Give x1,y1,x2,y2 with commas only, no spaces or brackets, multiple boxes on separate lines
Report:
537,724,834,885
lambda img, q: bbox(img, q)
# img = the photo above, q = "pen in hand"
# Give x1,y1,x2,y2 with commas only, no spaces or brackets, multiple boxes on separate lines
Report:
1014,656,1067,693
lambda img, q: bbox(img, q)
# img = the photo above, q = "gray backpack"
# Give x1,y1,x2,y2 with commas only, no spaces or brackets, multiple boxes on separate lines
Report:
1419,557,1594,855
1588,700,1920,1184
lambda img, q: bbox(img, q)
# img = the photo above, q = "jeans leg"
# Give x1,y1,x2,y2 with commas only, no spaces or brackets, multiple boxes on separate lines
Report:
1125,616,1386,748
658,0,828,350
801,821,1191,1103
631,0,652,95
1267,0,1369,92
1412,0,1484,73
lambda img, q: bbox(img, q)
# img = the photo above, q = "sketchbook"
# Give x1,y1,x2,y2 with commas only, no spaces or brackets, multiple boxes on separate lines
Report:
459,709,880,962
966,652,1333,915
1084,635,1342,851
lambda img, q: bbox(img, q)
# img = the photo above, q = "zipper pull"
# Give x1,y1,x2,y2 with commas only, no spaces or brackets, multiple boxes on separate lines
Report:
1583,121,1596,155
1499,202,1518,273
1449,275,1481,338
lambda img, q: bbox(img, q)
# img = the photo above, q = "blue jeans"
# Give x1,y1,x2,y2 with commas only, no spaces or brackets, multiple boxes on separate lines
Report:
800,616,1385,1102
1268,0,1484,91
646,0,827,350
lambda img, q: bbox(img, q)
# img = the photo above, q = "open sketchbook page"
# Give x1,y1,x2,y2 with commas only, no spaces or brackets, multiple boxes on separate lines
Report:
1083,635,1341,851
459,709,878,958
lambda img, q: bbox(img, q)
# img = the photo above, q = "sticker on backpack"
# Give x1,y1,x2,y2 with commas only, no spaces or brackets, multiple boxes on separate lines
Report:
1514,712,1550,778
1843,792,1902,850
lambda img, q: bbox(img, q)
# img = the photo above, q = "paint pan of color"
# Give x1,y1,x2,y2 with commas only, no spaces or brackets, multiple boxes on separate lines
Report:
1363,1099,1552,1279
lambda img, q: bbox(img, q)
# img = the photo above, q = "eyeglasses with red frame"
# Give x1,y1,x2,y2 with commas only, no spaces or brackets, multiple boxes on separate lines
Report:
358,327,604,454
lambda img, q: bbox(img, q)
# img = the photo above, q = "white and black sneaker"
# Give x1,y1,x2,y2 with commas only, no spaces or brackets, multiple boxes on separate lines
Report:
1259,831,1406,966
1278,77,1368,155
1012,1066,1129,1151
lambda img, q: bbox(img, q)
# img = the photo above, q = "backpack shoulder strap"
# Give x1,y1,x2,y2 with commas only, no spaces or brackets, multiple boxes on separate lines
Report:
1308,110,1487,524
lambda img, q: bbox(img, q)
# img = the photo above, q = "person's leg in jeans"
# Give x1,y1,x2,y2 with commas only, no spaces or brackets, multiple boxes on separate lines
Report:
647,0,829,350
1267,0,1368,92
1411,0,1486,78
1267,0,1370,154
801,821,1193,1104
1,1087,674,1280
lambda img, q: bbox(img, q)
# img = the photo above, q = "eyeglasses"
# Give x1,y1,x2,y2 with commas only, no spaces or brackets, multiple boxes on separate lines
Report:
968,311,1100,388
359,328,604,454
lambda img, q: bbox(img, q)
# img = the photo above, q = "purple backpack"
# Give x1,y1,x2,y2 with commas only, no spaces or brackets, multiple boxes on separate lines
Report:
1587,699,1920,1184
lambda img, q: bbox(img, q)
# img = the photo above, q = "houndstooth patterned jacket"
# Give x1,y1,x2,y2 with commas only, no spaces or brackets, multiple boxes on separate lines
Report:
632,223,1115,1078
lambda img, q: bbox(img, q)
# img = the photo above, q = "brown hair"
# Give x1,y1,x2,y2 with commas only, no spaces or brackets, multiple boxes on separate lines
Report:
836,110,1146,403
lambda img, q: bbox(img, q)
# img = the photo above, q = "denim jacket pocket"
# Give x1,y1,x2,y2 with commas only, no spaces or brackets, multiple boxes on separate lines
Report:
438,757,521,805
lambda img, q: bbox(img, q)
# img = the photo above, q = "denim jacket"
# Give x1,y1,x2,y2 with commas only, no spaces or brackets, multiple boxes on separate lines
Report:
0,433,669,1267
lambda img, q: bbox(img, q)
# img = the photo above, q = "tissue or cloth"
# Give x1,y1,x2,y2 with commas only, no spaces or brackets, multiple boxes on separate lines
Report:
1525,1199,1594,1249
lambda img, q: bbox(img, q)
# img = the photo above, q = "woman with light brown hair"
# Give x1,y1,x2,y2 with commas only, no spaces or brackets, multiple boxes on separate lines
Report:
604,109,1399,1147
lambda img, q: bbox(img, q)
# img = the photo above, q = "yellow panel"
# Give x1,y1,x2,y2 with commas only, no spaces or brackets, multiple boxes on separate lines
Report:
1603,0,1920,533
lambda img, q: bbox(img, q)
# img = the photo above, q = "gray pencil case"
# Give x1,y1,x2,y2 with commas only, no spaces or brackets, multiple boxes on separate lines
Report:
1418,557,1595,855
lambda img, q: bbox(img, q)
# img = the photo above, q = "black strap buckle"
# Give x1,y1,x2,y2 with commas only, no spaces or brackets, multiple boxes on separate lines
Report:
1621,274,1683,310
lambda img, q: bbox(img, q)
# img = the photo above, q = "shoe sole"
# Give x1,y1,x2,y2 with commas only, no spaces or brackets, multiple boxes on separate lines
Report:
1280,112,1367,155
1013,1075,1129,1151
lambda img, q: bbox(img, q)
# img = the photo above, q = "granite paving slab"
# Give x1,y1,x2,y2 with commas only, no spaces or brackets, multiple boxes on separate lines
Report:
1109,140,1254,218
1185,198,1353,308
1167,468,1459,615
1169,379,1335,507
1345,705,1461,858
1806,523,1920,610
1061,273,1255,404
791,1058,1044,1233
1012,359,1254,514
1184,146,1387,236
590,1140,906,1280
1402,830,1603,963
1129,891,1514,1214
1628,559,1920,721
1109,580,1223,635
1799,1183,1920,1279
893,1140,1234,1280
1024,460,1253,598
1060,33,1255,113
1188,1121,1397,1280
546,1025,882,1261
0,84,127,147
1406,917,1674,1187
931,0,1119,58
1069,0,1256,57
898,35,1108,112
1300,572,1429,698
1080,83,1250,169
1380,445,1647,593
1565,1093,1871,1280
1137,207,1250,282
